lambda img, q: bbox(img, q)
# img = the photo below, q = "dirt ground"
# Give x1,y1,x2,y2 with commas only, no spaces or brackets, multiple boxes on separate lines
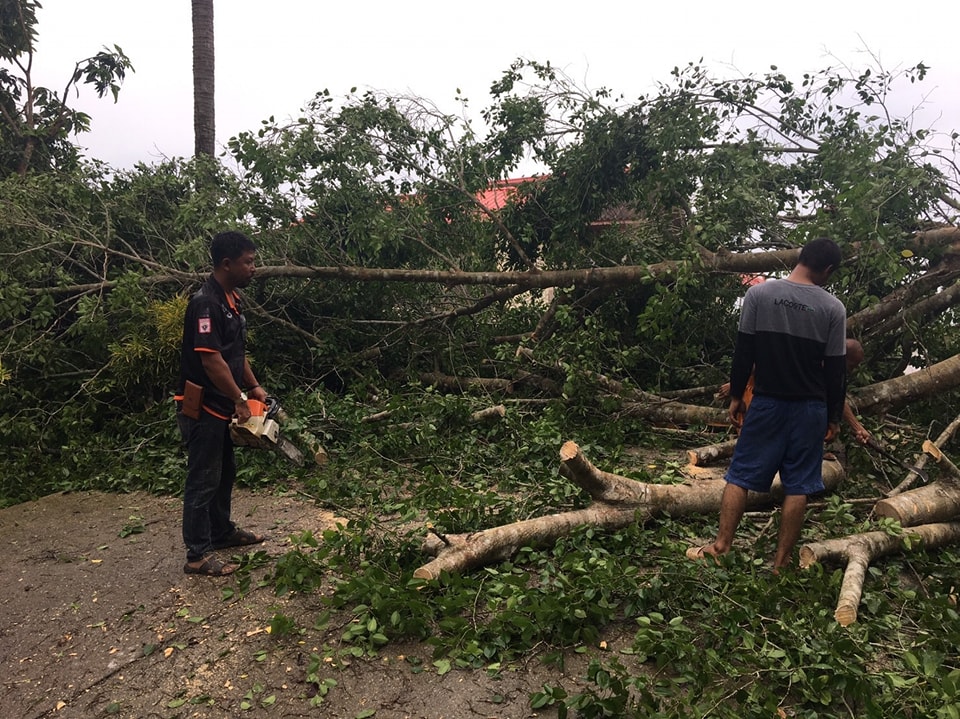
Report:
0,489,598,719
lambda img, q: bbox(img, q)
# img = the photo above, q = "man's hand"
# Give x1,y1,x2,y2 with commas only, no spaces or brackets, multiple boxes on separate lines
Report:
728,397,746,429
234,398,252,423
848,420,872,445
842,402,872,445
249,385,268,403
824,422,841,443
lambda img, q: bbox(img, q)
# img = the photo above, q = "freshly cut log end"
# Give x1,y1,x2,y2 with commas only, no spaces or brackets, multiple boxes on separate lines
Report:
834,605,858,626
560,441,579,461
798,547,816,569
686,439,738,467
313,445,329,466
923,439,943,462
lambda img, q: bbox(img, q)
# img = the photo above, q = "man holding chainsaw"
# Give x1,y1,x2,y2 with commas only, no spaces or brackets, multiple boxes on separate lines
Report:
175,231,268,577
689,237,847,572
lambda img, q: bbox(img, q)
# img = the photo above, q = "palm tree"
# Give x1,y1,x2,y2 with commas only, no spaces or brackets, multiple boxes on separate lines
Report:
191,0,215,157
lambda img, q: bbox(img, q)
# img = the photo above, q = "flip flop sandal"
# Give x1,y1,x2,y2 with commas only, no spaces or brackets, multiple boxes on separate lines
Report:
183,554,238,576
212,528,266,550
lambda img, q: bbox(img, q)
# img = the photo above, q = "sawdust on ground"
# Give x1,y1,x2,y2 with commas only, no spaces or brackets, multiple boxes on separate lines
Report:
0,489,601,719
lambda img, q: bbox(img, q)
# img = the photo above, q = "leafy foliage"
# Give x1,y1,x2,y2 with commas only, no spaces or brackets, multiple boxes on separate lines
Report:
223,387,960,718
0,0,133,175
1,33,960,716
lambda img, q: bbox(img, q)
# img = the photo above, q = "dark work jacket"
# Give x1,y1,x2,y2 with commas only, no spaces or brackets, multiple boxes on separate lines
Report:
177,275,247,418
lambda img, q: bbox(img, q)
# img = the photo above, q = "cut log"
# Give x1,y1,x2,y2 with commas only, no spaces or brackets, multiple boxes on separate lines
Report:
361,410,393,423
875,445,960,524
687,439,738,466
874,482,960,525
413,441,845,579
620,400,728,427
800,522,960,626
469,405,506,423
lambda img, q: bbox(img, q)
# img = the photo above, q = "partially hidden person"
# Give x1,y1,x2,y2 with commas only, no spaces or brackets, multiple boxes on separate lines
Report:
718,337,872,446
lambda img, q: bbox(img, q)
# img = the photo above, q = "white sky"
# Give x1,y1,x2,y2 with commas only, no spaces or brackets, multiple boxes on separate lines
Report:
31,0,960,170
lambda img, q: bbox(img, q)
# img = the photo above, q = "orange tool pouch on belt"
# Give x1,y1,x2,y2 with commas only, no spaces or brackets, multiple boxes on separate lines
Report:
181,380,204,420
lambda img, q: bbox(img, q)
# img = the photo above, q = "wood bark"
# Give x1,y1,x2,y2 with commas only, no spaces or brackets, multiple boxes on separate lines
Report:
621,400,728,427
874,444,960,524
850,354,960,414
799,522,960,626
191,0,216,157
413,441,845,579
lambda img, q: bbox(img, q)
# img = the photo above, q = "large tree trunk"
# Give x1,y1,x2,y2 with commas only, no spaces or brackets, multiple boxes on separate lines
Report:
192,0,216,157
413,441,845,579
874,482,960,525
850,354,960,413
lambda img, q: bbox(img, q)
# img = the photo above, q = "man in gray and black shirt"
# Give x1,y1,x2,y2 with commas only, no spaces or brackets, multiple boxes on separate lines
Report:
688,237,847,572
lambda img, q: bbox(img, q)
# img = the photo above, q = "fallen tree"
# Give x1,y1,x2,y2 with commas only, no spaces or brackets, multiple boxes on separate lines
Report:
799,522,960,626
417,353,960,430
414,441,845,579
798,443,960,625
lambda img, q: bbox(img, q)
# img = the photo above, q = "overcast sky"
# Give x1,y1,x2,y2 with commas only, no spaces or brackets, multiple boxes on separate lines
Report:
31,0,960,170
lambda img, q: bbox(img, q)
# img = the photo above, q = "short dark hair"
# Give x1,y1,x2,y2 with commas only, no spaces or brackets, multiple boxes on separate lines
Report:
798,237,842,273
211,231,256,267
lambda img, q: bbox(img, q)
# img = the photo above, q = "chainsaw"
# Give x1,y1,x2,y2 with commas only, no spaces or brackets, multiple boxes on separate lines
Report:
230,396,304,466
865,436,929,484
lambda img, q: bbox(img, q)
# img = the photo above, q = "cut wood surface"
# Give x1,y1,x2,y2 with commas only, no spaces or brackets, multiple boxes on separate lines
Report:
687,439,739,466
414,441,845,579
922,440,960,480
800,522,960,626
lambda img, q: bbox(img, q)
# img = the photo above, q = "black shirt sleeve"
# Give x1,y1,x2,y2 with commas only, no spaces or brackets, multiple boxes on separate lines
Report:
729,331,756,399
823,354,846,425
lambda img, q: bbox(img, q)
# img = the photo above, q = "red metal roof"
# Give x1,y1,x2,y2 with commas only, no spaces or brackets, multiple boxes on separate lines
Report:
474,176,540,210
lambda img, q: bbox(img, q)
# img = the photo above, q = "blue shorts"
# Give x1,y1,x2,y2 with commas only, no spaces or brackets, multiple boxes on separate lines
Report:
725,395,826,496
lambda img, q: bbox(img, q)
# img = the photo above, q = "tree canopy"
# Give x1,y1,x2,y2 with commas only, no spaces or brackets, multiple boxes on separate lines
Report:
1,54,959,480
